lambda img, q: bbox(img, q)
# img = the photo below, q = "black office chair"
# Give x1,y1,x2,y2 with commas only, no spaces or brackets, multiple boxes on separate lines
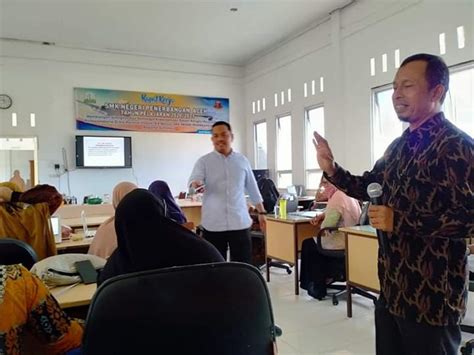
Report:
249,210,292,274
314,202,376,306
82,262,279,355
0,238,38,269
314,226,346,305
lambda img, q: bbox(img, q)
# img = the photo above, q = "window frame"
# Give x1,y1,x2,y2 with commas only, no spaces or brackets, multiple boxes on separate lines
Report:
253,119,267,169
275,113,293,188
443,60,473,136
370,83,407,165
370,60,474,164
304,103,325,190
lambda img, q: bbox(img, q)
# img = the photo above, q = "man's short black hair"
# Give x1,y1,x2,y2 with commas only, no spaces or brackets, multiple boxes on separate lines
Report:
400,53,450,103
212,121,232,132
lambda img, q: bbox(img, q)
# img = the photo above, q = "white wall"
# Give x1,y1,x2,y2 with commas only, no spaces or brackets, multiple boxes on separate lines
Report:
0,42,245,200
244,0,473,187
1,0,472,200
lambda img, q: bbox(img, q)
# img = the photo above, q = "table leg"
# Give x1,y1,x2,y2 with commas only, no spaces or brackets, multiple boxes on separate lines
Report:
347,284,353,318
266,258,270,282
294,254,299,295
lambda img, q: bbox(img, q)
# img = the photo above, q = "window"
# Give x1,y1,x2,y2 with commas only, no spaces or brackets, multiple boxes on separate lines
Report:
254,121,267,169
444,62,473,137
457,26,465,49
382,53,387,72
305,106,325,189
370,57,376,76
371,85,404,163
276,114,292,188
370,61,473,164
394,49,400,68
439,33,446,55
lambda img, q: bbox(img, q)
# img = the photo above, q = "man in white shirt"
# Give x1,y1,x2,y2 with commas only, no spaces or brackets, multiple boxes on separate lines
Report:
189,121,267,263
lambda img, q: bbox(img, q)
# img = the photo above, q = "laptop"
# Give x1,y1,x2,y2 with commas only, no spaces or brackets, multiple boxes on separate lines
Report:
81,211,97,238
50,216,62,243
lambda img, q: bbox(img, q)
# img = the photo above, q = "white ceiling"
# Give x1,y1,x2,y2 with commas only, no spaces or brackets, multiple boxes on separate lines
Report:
0,0,352,66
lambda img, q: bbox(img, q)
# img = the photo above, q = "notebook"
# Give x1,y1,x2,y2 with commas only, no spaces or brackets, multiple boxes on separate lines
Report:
81,211,97,238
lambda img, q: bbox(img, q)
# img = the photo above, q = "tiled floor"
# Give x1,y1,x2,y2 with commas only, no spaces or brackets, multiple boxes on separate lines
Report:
266,267,474,355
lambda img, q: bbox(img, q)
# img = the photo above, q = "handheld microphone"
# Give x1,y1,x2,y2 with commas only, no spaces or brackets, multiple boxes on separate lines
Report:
367,182,388,255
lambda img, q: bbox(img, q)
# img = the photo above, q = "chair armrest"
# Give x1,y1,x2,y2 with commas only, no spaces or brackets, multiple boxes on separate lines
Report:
315,227,345,257
274,325,283,337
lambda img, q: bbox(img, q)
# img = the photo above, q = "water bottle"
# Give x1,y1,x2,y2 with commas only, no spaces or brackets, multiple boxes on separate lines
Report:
274,205,280,218
279,198,287,219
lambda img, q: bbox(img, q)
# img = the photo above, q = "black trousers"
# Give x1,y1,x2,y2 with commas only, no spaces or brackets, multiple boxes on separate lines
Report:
202,228,251,264
375,295,461,355
299,238,344,299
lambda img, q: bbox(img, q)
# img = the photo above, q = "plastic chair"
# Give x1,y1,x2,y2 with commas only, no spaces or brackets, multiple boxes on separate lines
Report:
82,262,279,355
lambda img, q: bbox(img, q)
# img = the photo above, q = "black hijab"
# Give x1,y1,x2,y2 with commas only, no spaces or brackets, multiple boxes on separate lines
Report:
98,189,223,285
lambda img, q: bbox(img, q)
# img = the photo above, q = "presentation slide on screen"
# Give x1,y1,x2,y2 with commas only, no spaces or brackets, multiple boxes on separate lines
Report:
83,136,125,167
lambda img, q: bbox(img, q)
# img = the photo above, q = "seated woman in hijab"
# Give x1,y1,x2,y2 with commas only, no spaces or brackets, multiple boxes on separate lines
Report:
299,177,361,300
0,264,83,354
0,183,63,260
98,189,224,285
148,180,187,224
88,181,138,259
309,176,334,210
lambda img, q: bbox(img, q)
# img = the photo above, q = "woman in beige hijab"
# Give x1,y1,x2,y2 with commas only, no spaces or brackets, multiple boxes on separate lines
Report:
88,182,137,259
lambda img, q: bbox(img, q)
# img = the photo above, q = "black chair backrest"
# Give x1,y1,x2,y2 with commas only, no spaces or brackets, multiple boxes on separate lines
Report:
83,262,276,355
0,238,38,269
258,178,279,213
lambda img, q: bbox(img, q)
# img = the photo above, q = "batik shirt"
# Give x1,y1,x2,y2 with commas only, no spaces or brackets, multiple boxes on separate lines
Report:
0,264,83,354
328,112,473,326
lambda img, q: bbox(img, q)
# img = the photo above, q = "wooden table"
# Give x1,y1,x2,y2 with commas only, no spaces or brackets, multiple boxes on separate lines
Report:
56,204,114,219
51,283,97,309
177,199,202,226
56,236,94,253
61,215,110,231
340,226,472,318
265,215,318,295
340,225,380,317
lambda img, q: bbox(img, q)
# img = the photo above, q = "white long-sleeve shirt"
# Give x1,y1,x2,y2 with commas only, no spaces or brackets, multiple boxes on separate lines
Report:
188,150,263,232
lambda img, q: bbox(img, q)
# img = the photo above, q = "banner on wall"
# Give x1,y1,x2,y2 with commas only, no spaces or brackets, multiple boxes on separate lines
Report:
74,88,229,134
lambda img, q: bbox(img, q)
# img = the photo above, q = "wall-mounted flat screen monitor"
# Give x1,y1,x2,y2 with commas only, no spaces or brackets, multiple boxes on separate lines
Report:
76,135,132,168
